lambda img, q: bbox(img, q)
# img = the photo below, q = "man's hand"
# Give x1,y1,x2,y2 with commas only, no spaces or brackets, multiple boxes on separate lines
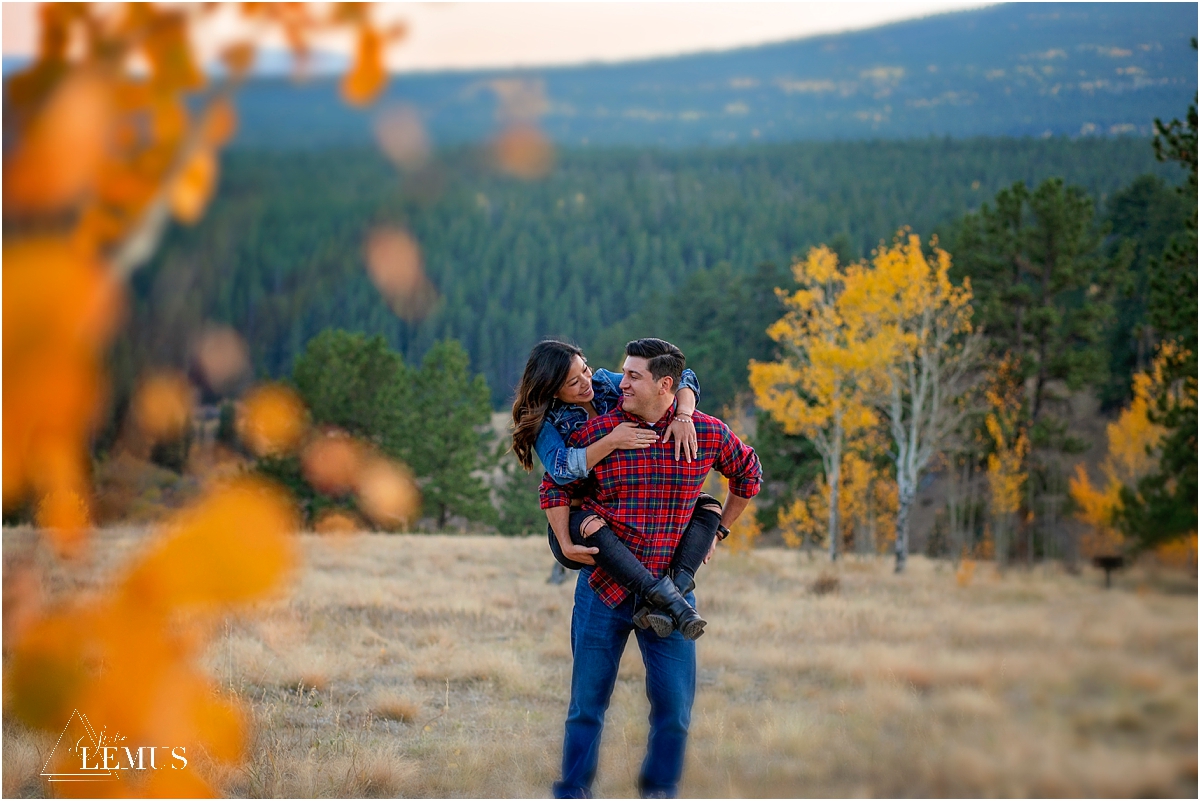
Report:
561,541,599,566
703,534,718,565
663,417,698,462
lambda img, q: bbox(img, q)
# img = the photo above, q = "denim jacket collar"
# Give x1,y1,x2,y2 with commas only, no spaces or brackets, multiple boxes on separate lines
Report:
543,370,623,435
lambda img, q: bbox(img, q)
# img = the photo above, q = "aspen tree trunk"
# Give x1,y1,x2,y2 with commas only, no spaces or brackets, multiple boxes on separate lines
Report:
894,483,916,573
827,456,841,562
822,415,844,562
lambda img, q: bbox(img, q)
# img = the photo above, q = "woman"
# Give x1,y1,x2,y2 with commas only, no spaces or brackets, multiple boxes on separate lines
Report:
511,340,723,640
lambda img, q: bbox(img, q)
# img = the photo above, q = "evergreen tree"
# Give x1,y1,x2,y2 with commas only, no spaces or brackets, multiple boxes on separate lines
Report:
954,178,1131,425
750,411,822,530
1118,40,1198,548
495,447,546,537
405,340,496,528
292,329,410,455
1102,175,1192,407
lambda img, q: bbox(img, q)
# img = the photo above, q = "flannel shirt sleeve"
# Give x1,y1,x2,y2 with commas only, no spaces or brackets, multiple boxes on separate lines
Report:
539,415,610,509
539,472,574,509
713,424,763,499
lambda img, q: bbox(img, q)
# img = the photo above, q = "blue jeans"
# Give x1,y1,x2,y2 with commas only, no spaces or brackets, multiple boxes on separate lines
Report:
553,570,697,799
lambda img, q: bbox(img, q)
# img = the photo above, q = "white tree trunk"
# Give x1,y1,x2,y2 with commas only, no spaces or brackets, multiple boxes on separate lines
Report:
894,482,916,573
827,433,842,562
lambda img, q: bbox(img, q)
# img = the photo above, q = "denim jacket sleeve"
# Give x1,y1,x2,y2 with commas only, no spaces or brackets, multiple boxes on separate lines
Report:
534,419,590,485
678,368,700,402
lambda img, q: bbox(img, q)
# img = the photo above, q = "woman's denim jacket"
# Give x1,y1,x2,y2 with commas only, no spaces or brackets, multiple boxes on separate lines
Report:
534,367,700,485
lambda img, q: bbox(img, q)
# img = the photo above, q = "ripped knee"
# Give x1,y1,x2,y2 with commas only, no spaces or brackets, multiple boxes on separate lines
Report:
580,515,605,538
697,493,723,516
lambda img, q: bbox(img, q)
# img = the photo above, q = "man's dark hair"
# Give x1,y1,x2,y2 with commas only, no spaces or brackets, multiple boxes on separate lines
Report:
625,338,685,391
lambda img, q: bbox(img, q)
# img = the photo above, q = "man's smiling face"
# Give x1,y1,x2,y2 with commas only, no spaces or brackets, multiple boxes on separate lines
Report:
620,355,671,420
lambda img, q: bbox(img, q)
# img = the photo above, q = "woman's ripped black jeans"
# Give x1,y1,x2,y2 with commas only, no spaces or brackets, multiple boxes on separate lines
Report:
546,493,724,593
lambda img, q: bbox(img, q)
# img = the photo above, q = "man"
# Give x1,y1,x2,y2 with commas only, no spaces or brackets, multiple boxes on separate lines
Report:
541,338,762,799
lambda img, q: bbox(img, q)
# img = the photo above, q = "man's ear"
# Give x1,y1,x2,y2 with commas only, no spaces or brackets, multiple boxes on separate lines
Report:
658,375,675,395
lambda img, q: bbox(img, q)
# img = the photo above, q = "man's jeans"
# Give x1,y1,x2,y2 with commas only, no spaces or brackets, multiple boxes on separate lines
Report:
553,569,697,799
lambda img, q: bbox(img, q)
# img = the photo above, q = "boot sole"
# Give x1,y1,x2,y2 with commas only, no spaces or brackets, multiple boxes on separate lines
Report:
632,606,652,630
680,619,706,640
646,612,675,638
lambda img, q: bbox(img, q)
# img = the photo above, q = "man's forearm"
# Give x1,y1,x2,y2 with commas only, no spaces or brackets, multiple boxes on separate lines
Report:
546,505,572,549
720,493,752,529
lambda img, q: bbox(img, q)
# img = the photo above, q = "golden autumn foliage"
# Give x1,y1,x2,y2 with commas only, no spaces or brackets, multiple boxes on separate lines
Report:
751,245,879,442
850,233,979,571
723,501,762,554
9,478,297,797
778,491,824,552
775,448,898,557
756,233,978,570
1069,347,1175,557
750,245,881,557
2,4,408,795
983,364,1029,519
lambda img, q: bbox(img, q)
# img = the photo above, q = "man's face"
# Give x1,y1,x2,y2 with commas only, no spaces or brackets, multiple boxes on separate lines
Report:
620,355,670,418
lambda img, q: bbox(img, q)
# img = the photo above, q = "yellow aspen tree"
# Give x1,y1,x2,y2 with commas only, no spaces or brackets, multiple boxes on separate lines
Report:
840,432,900,555
777,487,826,557
1069,347,1171,557
985,410,1030,565
750,245,878,561
843,232,982,573
978,355,1028,566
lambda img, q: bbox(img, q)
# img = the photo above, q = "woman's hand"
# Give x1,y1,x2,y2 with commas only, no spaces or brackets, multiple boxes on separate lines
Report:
663,416,698,462
605,421,657,451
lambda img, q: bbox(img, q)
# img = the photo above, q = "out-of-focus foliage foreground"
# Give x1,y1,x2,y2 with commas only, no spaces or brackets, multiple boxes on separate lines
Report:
1,4,419,796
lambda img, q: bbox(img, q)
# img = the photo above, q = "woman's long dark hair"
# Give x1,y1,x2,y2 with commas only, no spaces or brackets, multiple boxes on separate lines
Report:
512,340,584,471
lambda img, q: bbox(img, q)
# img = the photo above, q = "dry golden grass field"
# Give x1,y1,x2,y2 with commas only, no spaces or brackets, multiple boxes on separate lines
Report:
3,528,1197,798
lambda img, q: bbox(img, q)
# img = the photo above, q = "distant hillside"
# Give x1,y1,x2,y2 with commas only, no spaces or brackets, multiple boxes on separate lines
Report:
227,2,1197,149
122,136,1171,406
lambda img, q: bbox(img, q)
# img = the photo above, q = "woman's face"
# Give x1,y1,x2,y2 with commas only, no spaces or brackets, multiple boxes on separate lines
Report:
555,354,595,405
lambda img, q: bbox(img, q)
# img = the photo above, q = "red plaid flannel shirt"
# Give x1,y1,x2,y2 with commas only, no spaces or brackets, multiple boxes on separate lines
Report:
540,400,762,607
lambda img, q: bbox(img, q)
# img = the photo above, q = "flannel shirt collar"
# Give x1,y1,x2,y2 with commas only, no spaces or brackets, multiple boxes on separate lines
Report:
615,397,679,432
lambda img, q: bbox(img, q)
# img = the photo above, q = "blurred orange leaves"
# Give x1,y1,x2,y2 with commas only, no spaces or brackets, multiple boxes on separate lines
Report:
3,4,400,795
194,324,250,392
8,477,298,796
169,147,219,224
375,104,431,169
342,11,405,106
238,383,308,457
365,226,439,322
4,70,113,213
132,371,193,442
356,456,421,528
302,431,365,496
123,478,298,611
4,237,122,554
492,124,555,180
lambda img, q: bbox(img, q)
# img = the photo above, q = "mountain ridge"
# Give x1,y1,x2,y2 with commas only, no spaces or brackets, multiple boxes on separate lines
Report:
226,2,1197,149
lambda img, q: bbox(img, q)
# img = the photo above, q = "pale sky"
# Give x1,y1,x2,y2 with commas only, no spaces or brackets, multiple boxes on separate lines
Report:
3,2,994,72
